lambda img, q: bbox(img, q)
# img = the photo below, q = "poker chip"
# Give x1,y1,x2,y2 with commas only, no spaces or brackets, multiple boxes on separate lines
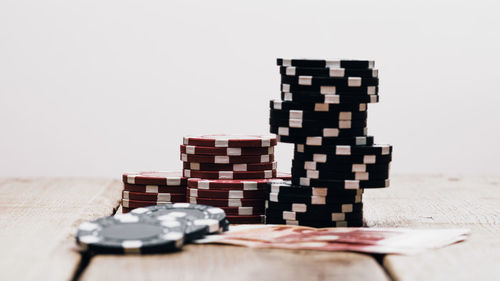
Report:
183,134,277,148
123,183,187,194
271,100,367,112
265,216,364,228
122,171,187,186
270,108,368,121
130,203,228,237
188,196,265,208
180,145,274,156
181,153,274,164
291,167,390,181
182,161,277,171
266,192,363,205
265,208,363,222
183,169,277,180
291,178,390,189
280,92,379,104
265,181,363,197
187,177,288,190
291,160,391,173
76,213,185,254
276,58,375,69
295,144,392,156
266,201,363,214
122,199,171,209
281,83,378,95
122,191,186,202
271,125,368,138
281,75,379,87
270,117,368,129
279,66,378,78
188,187,265,199
277,135,374,146
293,152,392,164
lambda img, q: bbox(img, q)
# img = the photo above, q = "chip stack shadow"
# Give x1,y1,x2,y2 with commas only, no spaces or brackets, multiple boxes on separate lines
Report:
182,134,291,224
121,171,188,213
266,58,393,227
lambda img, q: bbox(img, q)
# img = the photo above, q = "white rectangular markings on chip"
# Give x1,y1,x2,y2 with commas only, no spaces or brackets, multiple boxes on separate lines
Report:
296,144,304,152
184,170,191,177
123,241,142,254
306,170,319,179
273,100,283,110
127,175,136,184
157,193,172,201
314,103,329,112
352,164,366,172
186,146,195,154
215,156,229,164
339,121,352,129
298,76,312,85
304,161,316,170
312,187,327,196
372,69,378,77
370,96,378,103
355,173,369,181
324,95,340,104
282,84,290,92
332,213,346,221
306,137,322,146
355,137,367,146
122,191,130,199
239,207,253,215
198,180,209,189
261,138,271,147
311,196,326,205
261,155,270,162
190,189,198,197
233,164,246,171
282,59,292,67
264,170,273,178
289,110,303,119
278,127,289,136
364,155,376,164
360,104,367,111
345,180,360,190
166,177,181,185
228,199,242,207
284,93,292,101
227,148,242,156
339,112,351,120
291,203,307,212
270,184,280,193
220,171,234,179
181,154,188,162
325,60,341,68
313,154,327,163
323,128,339,137
286,67,296,75
336,146,351,155
146,185,159,193
320,86,335,94
342,204,354,212
330,68,345,77
215,139,229,147
367,86,376,95
348,77,362,87
243,182,257,190
289,119,302,128
299,177,311,186
381,145,390,155
229,190,243,198
269,193,278,202
283,211,296,221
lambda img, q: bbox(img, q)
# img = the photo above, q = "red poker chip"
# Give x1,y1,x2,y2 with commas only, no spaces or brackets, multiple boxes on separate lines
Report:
121,199,186,209
226,215,265,224
123,183,187,193
188,196,265,208
183,134,277,148
183,161,277,171
187,187,265,199
187,178,282,190
181,154,274,164
183,169,277,180
122,191,186,202
180,145,274,156
220,206,265,216
122,171,187,186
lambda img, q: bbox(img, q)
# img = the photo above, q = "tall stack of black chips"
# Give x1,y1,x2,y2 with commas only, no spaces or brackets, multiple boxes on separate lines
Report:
266,58,393,227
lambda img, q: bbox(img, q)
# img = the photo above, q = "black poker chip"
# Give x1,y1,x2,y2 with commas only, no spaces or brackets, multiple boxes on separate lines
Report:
277,58,375,69
292,159,391,173
76,213,185,254
281,75,379,87
281,83,378,95
270,99,368,112
281,92,379,104
271,125,367,139
266,180,363,197
270,108,368,121
293,151,392,164
266,200,363,214
265,208,363,222
270,117,367,129
129,203,228,241
295,144,392,156
290,168,390,181
292,177,390,189
265,216,364,227
266,191,363,205
279,66,378,78
277,135,375,146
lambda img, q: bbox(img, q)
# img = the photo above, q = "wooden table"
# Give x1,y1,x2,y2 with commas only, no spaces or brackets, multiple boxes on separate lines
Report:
1,175,499,281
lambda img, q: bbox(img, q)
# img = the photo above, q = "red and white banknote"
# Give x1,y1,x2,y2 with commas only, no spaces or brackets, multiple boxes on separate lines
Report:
196,225,470,254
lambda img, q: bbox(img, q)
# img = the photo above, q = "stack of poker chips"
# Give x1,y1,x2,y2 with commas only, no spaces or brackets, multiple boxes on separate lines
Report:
181,134,291,224
121,171,188,213
266,58,392,227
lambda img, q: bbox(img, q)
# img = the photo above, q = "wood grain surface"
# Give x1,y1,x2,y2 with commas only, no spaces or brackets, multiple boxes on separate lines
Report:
0,178,121,281
364,174,500,281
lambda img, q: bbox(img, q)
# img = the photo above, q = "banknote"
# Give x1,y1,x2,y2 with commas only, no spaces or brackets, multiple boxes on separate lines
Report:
196,225,470,254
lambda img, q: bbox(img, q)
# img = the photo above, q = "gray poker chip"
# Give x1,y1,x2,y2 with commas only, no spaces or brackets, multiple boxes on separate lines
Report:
130,203,228,241
76,213,184,254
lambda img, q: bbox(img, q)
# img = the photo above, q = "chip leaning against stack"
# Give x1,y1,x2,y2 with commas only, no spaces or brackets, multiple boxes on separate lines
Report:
182,134,291,224
266,58,393,227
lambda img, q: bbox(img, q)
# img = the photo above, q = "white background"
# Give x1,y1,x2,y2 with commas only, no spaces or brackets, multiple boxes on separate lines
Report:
1,0,499,177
